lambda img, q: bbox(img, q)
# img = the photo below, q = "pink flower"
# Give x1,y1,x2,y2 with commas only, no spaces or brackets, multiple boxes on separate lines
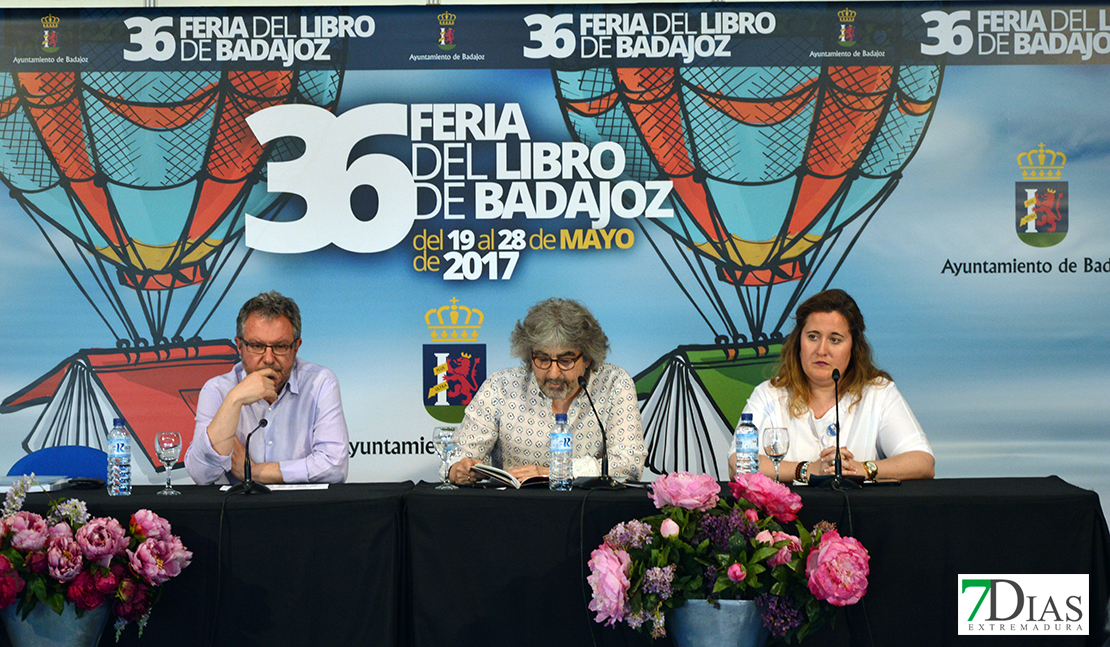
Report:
66,571,108,611
113,577,152,622
586,544,631,626
7,511,48,551
75,517,129,567
743,508,760,523
128,537,192,586
755,530,802,567
0,555,25,609
23,551,47,574
806,530,870,606
659,518,679,538
649,472,720,511
94,568,120,595
46,536,83,582
727,563,747,582
47,523,73,541
130,510,172,541
730,472,802,523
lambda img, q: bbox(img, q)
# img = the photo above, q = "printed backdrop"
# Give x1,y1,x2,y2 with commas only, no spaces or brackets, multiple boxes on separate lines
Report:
0,3,1106,513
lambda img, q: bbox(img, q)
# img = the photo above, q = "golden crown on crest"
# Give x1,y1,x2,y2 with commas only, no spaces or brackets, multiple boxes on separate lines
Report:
426,297,482,342
438,12,456,27
1017,143,1066,181
41,14,60,29
838,8,856,23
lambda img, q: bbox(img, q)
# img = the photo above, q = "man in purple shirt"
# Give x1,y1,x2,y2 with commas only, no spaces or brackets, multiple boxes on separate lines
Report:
184,291,348,485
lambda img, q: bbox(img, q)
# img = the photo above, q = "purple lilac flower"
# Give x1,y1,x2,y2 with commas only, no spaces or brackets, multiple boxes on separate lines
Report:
696,508,758,552
813,520,837,537
649,609,666,639
641,564,677,599
48,499,90,528
626,609,648,630
2,475,32,517
756,593,804,638
702,565,719,596
604,520,654,551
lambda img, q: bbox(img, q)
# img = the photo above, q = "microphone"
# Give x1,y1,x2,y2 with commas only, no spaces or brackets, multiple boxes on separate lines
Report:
227,418,271,495
576,375,625,490
812,368,861,489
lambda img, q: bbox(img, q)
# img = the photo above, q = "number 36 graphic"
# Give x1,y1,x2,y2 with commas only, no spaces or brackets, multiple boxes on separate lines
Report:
245,103,418,254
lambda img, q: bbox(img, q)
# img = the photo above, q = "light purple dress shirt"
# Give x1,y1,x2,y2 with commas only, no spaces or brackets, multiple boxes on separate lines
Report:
185,358,349,485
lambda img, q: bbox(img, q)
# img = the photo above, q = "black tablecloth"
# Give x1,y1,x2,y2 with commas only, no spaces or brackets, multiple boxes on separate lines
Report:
3,483,412,647
1,478,1106,647
405,477,1110,647
405,483,661,647
793,476,1110,646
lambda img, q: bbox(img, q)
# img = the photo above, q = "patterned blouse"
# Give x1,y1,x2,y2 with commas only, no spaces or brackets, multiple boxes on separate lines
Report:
456,363,646,480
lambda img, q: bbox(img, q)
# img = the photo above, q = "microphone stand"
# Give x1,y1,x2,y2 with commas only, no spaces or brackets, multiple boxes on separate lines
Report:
812,369,862,490
227,419,271,495
575,376,625,490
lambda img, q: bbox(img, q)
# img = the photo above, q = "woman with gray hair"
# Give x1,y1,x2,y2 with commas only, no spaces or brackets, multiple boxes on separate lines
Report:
449,298,646,485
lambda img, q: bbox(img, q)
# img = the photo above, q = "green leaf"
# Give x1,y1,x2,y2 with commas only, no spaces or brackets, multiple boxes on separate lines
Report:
797,521,811,543
2,549,24,569
46,591,64,615
16,597,33,620
28,577,47,602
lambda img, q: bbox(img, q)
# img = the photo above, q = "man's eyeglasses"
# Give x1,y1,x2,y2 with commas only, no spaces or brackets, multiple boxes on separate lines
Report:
240,340,297,356
532,353,582,371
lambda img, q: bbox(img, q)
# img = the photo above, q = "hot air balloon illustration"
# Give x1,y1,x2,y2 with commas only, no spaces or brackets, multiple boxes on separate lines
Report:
554,14,943,477
0,10,346,471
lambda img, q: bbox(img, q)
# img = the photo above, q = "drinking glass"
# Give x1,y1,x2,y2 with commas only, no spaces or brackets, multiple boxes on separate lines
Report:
762,427,789,483
155,431,182,496
433,426,458,490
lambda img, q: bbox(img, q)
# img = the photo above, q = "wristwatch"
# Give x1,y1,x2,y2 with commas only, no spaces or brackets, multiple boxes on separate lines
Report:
864,460,878,481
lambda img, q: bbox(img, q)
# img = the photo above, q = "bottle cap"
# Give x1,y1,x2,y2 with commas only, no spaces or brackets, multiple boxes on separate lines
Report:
113,418,125,427
740,413,753,422
555,413,568,423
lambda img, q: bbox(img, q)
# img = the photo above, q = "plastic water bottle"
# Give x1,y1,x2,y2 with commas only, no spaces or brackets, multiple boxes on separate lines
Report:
734,413,759,475
549,414,573,491
107,417,132,496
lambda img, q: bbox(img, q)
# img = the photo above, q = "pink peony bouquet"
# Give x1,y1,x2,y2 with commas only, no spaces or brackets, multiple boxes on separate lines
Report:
0,475,192,640
586,471,869,643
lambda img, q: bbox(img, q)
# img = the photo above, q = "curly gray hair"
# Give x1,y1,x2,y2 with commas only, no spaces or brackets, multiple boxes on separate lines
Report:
510,298,609,373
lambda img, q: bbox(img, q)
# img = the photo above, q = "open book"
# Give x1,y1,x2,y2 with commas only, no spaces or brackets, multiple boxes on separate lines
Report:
470,463,548,489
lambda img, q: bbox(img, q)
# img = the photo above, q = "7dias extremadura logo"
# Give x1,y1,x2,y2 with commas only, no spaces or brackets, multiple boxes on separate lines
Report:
958,574,1088,635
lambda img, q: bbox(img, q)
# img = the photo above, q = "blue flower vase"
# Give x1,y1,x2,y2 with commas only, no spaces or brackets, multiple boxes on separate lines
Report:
669,599,770,647
0,602,110,647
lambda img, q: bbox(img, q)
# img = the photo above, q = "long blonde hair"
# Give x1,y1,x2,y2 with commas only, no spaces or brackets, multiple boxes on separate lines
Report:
770,289,890,417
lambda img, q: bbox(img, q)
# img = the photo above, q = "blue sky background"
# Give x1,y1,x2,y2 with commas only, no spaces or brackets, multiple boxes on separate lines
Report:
0,62,1106,514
